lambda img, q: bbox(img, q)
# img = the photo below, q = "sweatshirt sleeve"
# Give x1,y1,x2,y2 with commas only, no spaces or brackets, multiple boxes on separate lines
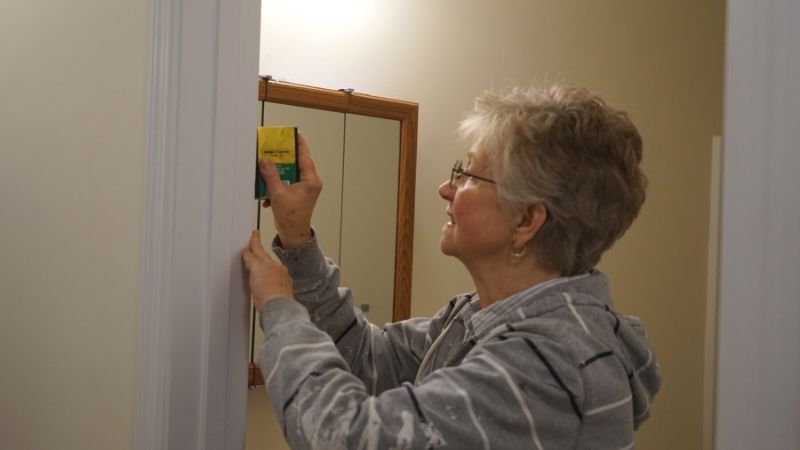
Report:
257,299,587,450
268,234,440,391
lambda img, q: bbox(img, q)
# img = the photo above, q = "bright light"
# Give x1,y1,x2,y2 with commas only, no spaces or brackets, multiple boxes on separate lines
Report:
262,0,372,33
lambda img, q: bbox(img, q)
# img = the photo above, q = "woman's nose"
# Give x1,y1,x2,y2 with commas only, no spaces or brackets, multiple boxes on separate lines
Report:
438,180,454,200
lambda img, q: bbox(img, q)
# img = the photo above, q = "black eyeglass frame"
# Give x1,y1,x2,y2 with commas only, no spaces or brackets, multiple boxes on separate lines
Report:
450,160,497,186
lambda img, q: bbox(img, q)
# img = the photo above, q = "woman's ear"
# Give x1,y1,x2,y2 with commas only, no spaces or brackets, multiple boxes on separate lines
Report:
513,203,548,247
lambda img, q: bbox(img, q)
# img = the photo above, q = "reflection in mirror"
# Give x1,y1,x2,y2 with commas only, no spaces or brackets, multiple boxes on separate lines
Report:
339,113,400,326
246,79,417,449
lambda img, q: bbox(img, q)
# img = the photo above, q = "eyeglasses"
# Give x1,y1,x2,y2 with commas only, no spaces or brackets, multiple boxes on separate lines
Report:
450,160,497,186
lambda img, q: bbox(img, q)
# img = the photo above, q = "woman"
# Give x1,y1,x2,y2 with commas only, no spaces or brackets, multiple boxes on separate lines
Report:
242,85,661,449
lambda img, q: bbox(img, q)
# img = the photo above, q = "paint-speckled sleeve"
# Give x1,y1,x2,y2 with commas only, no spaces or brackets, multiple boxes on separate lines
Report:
269,234,442,391
257,299,588,450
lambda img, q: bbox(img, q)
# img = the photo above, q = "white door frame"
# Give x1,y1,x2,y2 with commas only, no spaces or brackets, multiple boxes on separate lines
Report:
134,0,260,448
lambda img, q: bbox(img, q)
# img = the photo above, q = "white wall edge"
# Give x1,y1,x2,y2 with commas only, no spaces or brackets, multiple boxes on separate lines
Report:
136,0,260,448
703,135,722,450
715,1,800,448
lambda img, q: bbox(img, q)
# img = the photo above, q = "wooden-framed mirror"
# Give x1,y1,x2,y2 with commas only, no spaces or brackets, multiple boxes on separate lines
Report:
248,77,418,386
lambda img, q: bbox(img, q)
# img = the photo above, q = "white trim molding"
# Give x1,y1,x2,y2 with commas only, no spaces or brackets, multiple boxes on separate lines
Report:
135,0,260,448
716,1,800,449
134,0,180,447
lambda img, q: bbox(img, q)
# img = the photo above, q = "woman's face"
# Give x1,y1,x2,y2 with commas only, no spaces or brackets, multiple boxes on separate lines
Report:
438,147,518,267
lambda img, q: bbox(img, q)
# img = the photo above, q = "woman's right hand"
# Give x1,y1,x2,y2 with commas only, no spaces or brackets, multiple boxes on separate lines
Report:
259,133,323,248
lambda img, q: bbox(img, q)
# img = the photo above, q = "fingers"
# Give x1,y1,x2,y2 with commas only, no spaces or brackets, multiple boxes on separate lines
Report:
248,230,271,260
242,231,276,272
297,133,322,184
259,158,286,198
297,132,310,157
241,248,255,270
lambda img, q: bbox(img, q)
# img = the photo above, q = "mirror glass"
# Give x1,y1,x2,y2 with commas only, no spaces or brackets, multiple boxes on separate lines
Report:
338,113,400,326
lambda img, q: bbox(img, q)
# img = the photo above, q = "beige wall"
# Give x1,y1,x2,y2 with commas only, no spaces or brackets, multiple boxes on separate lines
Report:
261,1,725,449
0,1,148,449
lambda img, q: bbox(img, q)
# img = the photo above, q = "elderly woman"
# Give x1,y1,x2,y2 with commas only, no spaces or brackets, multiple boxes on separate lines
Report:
242,85,661,449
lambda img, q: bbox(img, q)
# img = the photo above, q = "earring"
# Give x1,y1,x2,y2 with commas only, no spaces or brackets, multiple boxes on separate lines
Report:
510,243,527,259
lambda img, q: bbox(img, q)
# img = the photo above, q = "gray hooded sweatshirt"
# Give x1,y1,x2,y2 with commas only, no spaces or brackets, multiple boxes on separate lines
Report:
258,237,661,449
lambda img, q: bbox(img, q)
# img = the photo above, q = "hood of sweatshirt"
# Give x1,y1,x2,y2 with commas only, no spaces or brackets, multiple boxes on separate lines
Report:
466,270,662,430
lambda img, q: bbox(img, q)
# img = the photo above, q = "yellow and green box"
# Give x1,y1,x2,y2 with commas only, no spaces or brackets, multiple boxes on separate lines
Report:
255,126,299,199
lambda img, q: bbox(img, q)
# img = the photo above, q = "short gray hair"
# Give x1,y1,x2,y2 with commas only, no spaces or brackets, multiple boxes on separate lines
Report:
458,85,647,275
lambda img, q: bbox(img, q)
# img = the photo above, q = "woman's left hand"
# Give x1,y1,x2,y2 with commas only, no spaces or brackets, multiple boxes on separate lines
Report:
241,230,293,310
